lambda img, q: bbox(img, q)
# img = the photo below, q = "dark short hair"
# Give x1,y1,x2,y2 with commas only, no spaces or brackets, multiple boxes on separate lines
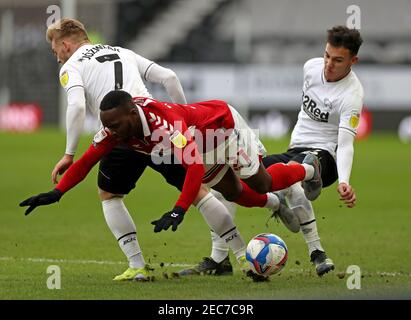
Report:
100,90,133,111
327,26,363,55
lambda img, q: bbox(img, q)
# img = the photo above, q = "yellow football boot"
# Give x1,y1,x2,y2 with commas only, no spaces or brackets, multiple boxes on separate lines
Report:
113,266,154,281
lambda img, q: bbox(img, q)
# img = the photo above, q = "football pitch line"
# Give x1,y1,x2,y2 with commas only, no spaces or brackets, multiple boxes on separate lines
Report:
0,256,191,268
1,256,410,277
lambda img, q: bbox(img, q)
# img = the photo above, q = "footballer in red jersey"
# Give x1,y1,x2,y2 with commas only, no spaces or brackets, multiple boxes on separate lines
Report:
20,90,322,233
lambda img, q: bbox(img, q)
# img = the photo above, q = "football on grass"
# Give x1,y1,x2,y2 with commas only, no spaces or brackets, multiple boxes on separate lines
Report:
246,233,288,277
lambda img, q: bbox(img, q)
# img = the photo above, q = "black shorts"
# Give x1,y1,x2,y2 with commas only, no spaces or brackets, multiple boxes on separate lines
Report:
262,148,338,188
98,145,186,195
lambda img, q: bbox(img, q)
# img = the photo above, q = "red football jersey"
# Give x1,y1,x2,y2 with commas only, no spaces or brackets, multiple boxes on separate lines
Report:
132,97,235,154
56,97,235,211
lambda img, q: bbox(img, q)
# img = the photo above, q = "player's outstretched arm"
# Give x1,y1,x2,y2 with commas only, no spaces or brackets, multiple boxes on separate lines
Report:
19,189,62,216
20,144,103,216
150,133,204,233
21,133,116,216
150,160,204,232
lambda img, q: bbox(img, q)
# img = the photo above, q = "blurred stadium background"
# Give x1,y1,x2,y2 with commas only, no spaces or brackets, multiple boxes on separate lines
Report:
1,0,411,300
1,0,411,139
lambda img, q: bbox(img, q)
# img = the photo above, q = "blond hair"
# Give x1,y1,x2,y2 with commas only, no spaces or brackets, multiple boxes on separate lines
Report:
46,18,89,43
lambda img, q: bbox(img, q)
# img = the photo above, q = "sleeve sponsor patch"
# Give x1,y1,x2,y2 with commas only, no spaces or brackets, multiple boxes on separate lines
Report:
59,70,69,88
349,111,360,129
170,130,187,148
93,128,108,144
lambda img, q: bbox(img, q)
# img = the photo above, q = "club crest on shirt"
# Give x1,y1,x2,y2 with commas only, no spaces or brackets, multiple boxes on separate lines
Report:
60,71,69,88
349,111,360,129
170,130,187,148
324,98,333,111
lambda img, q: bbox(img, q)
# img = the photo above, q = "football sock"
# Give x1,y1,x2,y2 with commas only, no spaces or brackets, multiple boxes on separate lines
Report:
233,181,268,207
231,182,280,210
102,198,145,269
266,163,307,190
210,189,238,217
208,190,280,261
287,183,324,255
209,190,236,261
210,230,229,263
196,192,246,263
220,227,246,261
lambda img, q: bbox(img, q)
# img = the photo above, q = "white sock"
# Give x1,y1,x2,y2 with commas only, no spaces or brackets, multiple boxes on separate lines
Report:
210,189,237,217
264,192,280,210
302,163,314,180
210,230,229,263
196,192,246,262
102,198,145,269
209,190,235,260
287,183,324,256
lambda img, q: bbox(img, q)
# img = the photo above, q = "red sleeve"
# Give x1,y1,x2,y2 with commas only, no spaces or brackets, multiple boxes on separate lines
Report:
56,132,116,194
147,103,204,211
173,135,204,211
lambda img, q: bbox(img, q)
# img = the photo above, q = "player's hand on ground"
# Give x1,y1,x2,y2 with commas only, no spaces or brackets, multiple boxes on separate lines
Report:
19,189,62,216
337,183,356,208
151,206,185,232
52,154,74,184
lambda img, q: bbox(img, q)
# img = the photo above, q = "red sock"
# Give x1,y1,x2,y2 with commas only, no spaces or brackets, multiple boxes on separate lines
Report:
233,180,268,208
266,163,306,191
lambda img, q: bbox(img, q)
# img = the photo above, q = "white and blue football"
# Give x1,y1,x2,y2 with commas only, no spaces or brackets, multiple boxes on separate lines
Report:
246,233,288,277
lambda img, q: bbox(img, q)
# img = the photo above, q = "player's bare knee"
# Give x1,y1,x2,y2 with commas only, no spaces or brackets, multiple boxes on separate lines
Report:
98,188,123,201
193,185,210,205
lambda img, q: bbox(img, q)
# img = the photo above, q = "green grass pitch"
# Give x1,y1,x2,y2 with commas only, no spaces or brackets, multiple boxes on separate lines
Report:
1,129,410,299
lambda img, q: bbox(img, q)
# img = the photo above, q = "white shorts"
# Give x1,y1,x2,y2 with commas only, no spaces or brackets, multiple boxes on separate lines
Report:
202,105,266,187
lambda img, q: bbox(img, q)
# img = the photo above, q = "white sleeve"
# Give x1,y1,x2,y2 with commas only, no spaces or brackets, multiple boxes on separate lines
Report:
339,93,363,135
336,128,355,184
65,86,86,155
144,63,187,104
131,51,187,103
